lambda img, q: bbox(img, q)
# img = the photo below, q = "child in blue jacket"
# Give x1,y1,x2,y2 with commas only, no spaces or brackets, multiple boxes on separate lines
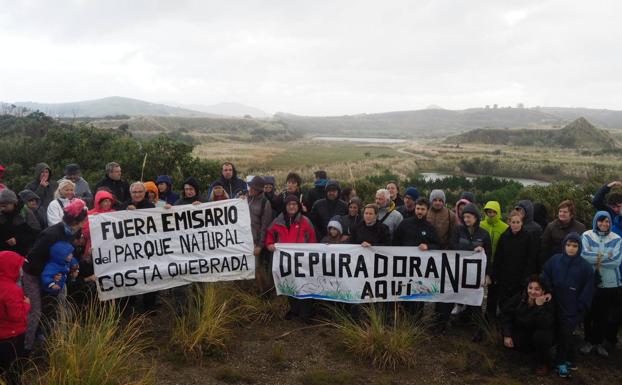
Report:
40,241,78,334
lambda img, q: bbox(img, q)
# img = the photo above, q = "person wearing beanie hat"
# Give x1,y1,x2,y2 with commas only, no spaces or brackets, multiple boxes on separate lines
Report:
208,180,230,202
0,189,40,256
24,162,59,211
578,211,622,358
450,202,492,340
340,197,363,240
46,179,76,226
426,189,455,250
321,219,344,244
542,232,594,378
386,181,404,207
61,163,92,203
309,180,347,239
21,198,87,352
174,177,204,206
460,191,476,204
143,181,162,207
305,171,329,212
265,194,316,321
19,189,47,230
156,175,180,205
397,187,419,219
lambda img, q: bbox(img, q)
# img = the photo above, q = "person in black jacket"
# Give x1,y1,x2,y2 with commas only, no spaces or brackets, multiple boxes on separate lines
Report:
304,170,328,212
208,162,247,198
0,189,39,256
24,162,58,211
393,198,439,249
273,172,306,215
491,210,538,316
450,203,492,340
500,274,555,375
22,199,87,353
349,204,391,246
94,162,130,207
340,197,362,241
174,177,204,206
122,182,156,210
309,180,347,239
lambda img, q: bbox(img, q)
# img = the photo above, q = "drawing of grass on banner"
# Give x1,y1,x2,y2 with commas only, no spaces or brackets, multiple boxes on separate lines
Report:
277,279,298,296
429,282,440,294
319,288,357,301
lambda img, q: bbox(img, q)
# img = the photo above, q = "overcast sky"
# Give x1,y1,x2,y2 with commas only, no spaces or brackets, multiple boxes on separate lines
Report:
1,0,620,116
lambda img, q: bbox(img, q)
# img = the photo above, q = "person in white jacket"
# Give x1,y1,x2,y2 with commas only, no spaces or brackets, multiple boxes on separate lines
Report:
46,179,76,225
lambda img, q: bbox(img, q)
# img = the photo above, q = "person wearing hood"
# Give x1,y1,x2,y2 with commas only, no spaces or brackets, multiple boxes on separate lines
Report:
451,203,493,339
0,189,39,256
386,181,404,208
454,198,471,225
480,201,509,259
40,241,78,334
309,180,348,239
265,195,316,320
122,182,156,210
156,175,180,205
18,189,47,230
375,189,403,236
94,162,130,207
273,172,306,214
540,200,586,270
174,177,204,206
397,187,419,219
426,189,456,250
492,210,539,315
514,199,543,238
209,162,247,198
321,220,344,244
541,232,594,378
262,176,278,219
532,203,548,231
579,211,622,358
24,162,58,211
60,164,92,204
143,181,163,207
340,197,363,241
591,180,622,237
349,204,391,247
46,179,76,226
304,170,328,212
0,251,30,385
208,180,230,202
22,199,87,352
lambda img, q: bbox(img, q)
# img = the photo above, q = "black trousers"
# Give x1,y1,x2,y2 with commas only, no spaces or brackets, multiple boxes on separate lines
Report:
0,333,25,385
555,321,577,365
584,286,622,345
510,327,554,365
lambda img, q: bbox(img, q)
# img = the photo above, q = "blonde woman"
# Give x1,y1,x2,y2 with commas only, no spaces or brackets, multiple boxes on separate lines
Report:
46,179,76,225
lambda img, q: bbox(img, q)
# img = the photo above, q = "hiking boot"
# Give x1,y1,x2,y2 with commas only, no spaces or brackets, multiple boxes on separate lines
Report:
535,365,549,376
557,364,571,378
579,342,593,354
595,344,609,357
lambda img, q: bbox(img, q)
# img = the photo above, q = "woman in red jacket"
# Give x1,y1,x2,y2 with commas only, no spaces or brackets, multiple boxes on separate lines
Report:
0,251,30,385
266,194,316,321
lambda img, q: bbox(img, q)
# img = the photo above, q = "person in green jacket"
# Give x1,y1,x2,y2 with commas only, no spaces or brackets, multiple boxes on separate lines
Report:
481,200,509,319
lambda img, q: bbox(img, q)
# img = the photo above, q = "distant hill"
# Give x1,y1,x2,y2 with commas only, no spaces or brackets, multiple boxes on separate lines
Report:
444,117,619,149
13,96,211,118
177,102,269,118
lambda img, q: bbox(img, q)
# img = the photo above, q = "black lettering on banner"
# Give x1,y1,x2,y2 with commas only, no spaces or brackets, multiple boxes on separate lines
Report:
441,252,460,293
280,251,291,276
322,253,335,276
98,275,113,291
361,281,374,299
461,258,482,289
161,213,174,231
409,256,422,277
376,281,387,299
393,255,407,277
424,257,439,278
210,257,221,273
353,254,368,278
240,254,248,270
101,222,111,241
374,253,388,278
294,252,305,277
338,253,352,278
309,252,320,277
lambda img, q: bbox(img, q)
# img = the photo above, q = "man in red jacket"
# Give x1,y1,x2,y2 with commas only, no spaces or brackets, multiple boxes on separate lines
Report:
0,251,30,384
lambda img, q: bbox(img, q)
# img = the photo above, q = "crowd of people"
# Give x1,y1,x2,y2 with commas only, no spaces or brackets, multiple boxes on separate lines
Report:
0,160,621,382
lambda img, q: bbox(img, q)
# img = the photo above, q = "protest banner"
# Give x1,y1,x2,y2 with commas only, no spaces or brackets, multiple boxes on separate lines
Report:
273,244,486,306
89,199,255,301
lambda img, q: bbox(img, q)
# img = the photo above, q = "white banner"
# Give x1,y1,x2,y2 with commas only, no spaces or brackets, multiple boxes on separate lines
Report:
90,199,255,300
273,244,486,306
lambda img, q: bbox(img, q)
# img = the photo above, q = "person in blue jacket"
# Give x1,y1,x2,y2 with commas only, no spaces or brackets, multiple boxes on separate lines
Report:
541,232,595,378
156,175,180,205
579,211,622,357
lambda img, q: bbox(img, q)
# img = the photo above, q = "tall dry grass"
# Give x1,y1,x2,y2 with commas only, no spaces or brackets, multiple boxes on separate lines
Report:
26,301,154,385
